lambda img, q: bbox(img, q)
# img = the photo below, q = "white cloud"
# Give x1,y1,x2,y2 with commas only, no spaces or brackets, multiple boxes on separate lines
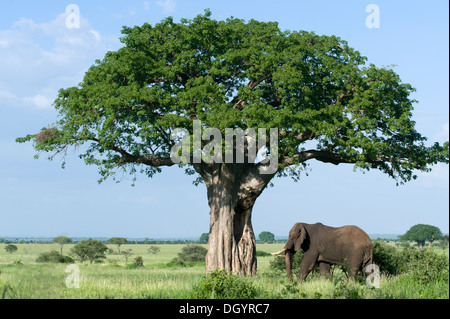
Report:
0,89,16,101
22,94,53,109
415,163,449,188
156,0,177,13
89,29,102,42
435,122,449,142
0,12,119,110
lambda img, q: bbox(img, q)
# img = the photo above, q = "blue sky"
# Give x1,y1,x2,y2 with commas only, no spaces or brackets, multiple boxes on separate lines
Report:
0,1,448,238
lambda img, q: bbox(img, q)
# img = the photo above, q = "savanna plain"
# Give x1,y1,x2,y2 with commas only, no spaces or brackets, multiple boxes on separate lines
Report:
0,242,448,299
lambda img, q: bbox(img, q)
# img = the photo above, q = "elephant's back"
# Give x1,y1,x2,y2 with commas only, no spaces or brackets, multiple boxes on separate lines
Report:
336,225,372,245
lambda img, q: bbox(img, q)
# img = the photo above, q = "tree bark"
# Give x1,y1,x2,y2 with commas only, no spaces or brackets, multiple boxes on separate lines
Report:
196,162,275,276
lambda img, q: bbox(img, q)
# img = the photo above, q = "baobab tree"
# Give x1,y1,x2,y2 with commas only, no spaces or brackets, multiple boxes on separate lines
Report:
17,11,449,275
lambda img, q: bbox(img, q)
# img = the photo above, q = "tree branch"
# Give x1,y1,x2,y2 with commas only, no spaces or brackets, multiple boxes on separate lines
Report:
280,149,419,170
232,72,272,110
89,137,175,167
279,130,315,142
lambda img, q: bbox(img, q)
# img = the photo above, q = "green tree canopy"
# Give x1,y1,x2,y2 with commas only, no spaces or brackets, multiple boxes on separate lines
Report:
107,237,128,254
71,239,108,264
400,224,443,248
5,244,18,254
258,231,275,243
52,236,72,256
199,233,209,244
17,10,449,275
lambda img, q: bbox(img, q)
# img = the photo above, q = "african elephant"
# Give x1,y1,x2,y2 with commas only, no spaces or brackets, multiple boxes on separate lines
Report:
272,222,373,283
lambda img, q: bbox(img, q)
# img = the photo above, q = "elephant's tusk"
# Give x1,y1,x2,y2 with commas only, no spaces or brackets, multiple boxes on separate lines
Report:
271,248,287,256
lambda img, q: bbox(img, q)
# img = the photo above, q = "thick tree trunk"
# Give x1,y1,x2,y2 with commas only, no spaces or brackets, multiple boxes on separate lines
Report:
197,162,274,276
205,194,257,275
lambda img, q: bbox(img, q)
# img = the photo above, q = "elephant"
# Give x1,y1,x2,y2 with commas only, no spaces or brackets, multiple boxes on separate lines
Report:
272,222,373,283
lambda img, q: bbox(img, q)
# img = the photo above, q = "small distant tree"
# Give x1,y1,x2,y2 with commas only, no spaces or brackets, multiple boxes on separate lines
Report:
147,246,161,255
199,233,209,244
5,244,18,254
122,248,133,262
400,224,443,248
258,231,275,243
71,239,108,264
52,236,72,256
107,237,127,254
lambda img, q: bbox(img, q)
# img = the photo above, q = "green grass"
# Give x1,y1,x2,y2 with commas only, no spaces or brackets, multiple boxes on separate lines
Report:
0,243,448,299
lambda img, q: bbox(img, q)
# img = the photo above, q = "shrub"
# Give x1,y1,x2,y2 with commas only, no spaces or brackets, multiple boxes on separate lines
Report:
12,260,23,266
176,244,208,263
331,273,365,299
4,244,18,254
373,241,449,282
165,258,188,268
403,248,449,284
133,256,144,267
36,251,74,263
372,241,404,275
191,270,261,299
256,250,271,257
269,250,305,274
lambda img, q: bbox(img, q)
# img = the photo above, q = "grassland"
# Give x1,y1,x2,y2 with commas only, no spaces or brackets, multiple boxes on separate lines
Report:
0,242,448,299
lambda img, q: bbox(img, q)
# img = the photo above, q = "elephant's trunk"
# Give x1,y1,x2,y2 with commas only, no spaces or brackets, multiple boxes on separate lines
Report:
271,248,287,256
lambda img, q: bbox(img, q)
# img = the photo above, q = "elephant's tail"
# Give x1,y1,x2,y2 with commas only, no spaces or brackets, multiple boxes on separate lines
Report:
362,247,374,273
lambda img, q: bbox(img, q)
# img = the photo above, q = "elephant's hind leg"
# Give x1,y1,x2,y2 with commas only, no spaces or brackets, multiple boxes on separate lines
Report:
318,261,331,277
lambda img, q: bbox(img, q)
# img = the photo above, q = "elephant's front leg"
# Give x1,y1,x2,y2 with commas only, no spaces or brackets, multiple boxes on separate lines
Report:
285,251,294,282
297,251,318,283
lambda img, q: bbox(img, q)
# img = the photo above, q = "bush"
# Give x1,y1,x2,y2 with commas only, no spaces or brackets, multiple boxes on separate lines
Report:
403,248,449,284
256,250,271,257
165,258,188,268
373,241,449,282
133,256,144,267
176,244,208,263
191,270,261,299
36,251,74,263
372,241,404,275
269,250,305,274
126,256,145,269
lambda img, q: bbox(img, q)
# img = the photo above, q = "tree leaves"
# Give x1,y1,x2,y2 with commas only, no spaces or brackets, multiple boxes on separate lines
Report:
17,10,449,185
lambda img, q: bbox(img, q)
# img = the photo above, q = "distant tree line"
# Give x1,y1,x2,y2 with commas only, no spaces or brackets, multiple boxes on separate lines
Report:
2,224,448,248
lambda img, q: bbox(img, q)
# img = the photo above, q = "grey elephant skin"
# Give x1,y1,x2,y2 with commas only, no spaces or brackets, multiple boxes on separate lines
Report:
272,222,373,283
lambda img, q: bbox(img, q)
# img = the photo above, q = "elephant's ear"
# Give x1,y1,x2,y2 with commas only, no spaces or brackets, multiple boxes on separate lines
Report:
294,224,307,251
